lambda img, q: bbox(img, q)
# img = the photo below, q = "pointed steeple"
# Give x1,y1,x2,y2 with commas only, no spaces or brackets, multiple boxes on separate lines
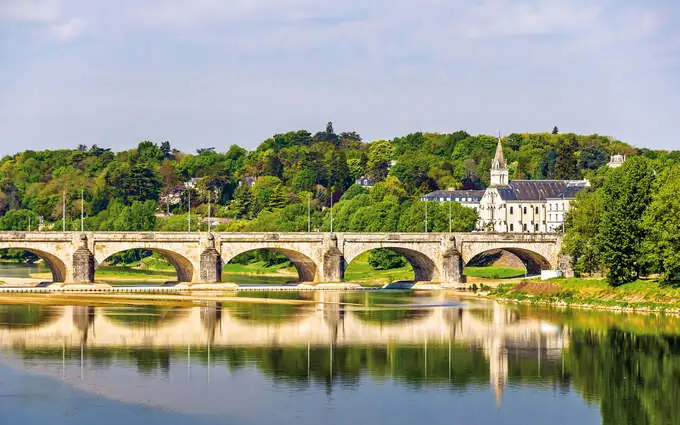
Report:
490,137,509,187
492,138,507,170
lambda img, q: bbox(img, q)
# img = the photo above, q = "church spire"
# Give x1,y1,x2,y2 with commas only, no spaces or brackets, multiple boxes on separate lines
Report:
492,138,506,170
490,137,509,187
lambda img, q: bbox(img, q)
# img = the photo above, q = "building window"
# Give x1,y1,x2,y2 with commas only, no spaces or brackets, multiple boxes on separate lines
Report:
535,206,539,214
523,224,527,232
523,207,527,214
535,223,539,231
509,206,513,214
510,223,514,232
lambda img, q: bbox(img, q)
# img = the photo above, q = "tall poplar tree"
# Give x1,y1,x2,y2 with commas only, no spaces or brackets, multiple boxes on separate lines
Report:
597,157,655,286
641,165,680,283
555,134,579,180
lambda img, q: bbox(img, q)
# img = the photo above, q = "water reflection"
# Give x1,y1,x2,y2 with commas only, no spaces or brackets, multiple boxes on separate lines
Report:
0,293,677,424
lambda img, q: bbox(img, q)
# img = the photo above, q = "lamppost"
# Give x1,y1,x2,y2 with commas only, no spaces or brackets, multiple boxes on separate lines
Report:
80,189,85,232
62,190,67,232
187,189,191,232
449,199,452,233
424,199,428,233
329,188,334,233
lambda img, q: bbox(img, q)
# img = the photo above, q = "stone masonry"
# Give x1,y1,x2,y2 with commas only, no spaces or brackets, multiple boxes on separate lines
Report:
0,231,566,286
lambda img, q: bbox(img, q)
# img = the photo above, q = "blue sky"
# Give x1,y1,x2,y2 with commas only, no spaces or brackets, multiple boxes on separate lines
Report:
1,0,678,155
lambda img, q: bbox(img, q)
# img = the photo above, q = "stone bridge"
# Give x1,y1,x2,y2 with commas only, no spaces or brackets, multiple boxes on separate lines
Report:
0,231,566,286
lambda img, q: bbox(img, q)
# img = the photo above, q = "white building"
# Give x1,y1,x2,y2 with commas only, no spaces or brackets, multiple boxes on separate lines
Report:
355,176,375,188
607,154,626,168
421,140,590,233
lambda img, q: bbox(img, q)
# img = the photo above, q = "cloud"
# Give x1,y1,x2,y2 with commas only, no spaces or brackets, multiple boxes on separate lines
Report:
0,0,62,23
49,17,85,41
0,0,679,154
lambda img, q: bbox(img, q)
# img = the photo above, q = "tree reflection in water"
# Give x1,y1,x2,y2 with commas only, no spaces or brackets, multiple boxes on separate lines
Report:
2,300,680,423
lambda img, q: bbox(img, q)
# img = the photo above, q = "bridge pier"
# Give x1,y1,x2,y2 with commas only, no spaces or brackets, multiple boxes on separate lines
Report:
321,234,344,283
199,234,222,283
72,234,95,283
440,237,466,288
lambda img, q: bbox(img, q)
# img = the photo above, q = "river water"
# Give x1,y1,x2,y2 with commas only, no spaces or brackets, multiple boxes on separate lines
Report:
0,268,678,424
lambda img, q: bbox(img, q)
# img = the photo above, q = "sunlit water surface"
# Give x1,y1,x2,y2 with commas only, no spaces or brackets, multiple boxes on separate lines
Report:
0,266,677,425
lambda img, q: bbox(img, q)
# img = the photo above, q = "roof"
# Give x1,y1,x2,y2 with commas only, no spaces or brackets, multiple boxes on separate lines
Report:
421,189,485,200
497,180,589,201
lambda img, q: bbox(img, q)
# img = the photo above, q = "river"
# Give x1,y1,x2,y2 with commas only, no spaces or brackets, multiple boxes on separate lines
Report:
0,266,677,424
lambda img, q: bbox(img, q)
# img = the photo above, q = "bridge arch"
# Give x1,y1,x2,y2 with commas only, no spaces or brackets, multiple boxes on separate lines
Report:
94,248,195,283
344,246,440,282
465,248,551,275
0,247,68,282
222,248,319,283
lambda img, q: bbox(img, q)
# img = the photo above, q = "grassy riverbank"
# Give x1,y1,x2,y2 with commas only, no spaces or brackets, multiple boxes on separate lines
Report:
463,266,526,279
489,277,680,312
222,262,297,277
343,252,413,284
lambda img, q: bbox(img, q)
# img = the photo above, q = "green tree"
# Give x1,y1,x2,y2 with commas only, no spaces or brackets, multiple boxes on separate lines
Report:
231,185,254,219
578,146,608,171
598,157,656,285
0,209,39,231
641,165,680,283
555,134,579,179
563,190,604,276
369,249,406,270
366,140,392,182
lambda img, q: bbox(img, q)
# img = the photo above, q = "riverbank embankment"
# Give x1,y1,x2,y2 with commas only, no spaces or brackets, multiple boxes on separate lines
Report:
485,277,680,314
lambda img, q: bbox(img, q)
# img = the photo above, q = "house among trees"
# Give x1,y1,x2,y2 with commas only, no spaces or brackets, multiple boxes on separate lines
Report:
239,176,258,187
355,176,375,188
420,189,484,211
421,140,590,233
184,177,202,189
607,154,626,168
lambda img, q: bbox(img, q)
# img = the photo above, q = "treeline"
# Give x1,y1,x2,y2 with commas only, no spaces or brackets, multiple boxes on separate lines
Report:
1,122,666,233
1,123,679,271
563,155,680,285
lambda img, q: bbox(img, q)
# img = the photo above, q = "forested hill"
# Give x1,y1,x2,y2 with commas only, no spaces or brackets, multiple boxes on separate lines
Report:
0,123,677,234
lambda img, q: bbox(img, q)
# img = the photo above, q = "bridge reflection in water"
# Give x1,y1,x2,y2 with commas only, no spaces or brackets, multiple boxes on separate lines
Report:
0,294,567,407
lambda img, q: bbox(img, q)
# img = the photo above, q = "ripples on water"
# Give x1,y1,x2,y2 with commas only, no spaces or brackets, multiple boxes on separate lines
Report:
0,287,678,424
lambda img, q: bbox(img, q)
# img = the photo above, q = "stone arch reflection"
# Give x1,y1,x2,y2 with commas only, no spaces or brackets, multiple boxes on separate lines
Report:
0,304,61,329
221,292,308,325
102,305,187,329
344,292,433,325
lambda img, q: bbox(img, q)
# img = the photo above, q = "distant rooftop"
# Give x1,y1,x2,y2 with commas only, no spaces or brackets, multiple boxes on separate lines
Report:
497,180,589,201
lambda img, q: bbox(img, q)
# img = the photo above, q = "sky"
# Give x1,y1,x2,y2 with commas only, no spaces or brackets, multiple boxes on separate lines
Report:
1,0,679,155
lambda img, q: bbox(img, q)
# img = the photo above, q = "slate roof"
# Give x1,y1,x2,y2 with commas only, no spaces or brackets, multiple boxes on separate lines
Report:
421,190,485,201
497,180,589,201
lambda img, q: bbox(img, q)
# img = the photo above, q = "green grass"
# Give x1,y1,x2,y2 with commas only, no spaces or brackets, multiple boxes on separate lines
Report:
463,266,527,279
490,277,680,312
95,266,177,281
222,261,297,275
343,252,414,284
